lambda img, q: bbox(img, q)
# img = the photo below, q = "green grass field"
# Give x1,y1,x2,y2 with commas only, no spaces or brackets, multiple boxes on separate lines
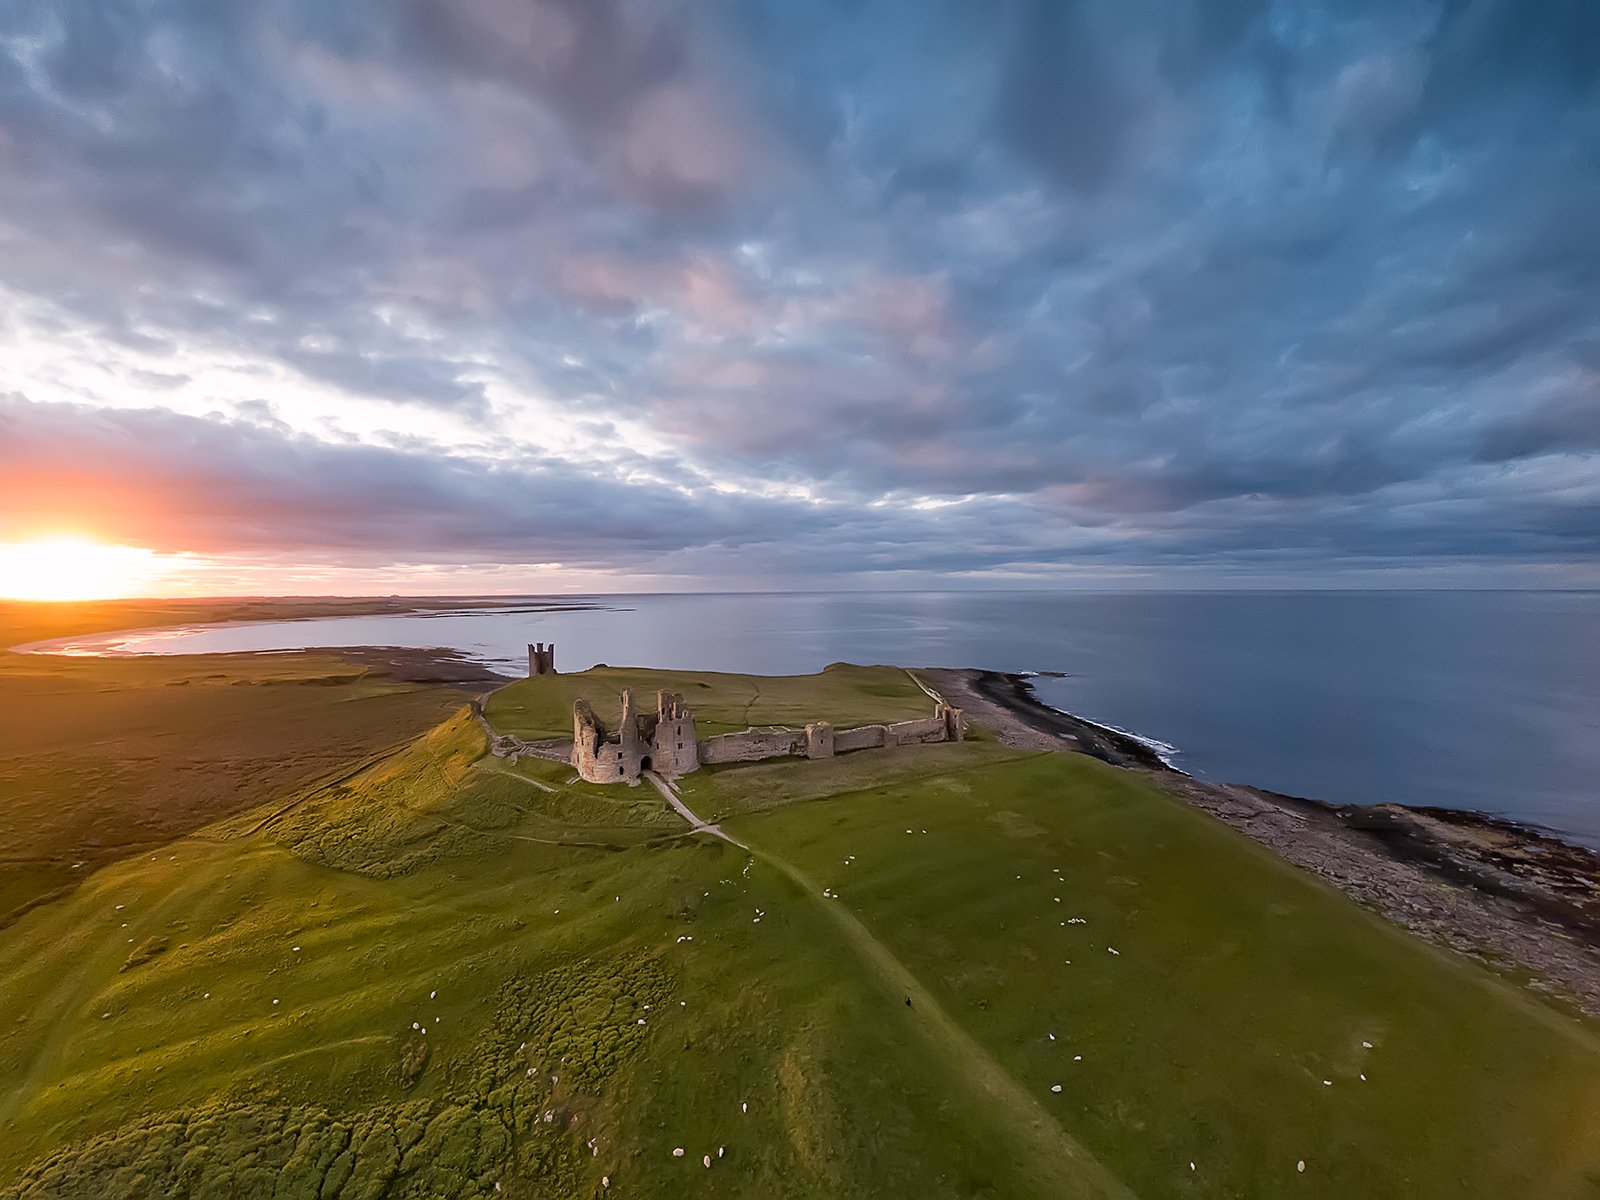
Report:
485,662,937,739
1,665,1597,1198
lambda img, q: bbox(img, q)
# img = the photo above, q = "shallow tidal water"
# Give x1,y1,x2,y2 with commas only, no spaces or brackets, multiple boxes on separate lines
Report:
30,590,1600,845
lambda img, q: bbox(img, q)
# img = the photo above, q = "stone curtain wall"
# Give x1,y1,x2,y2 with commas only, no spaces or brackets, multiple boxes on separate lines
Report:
886,715,948,744
699,728,809,764
697,703,964,768
832,725,888,753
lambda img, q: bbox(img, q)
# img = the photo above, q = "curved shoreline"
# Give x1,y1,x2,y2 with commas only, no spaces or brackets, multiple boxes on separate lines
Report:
932,667,1600,1017
973,668,1594,849
6,597,615,658
962,669,1181,774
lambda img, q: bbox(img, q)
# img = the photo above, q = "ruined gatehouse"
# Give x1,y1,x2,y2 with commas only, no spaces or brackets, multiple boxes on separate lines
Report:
572,688,700,783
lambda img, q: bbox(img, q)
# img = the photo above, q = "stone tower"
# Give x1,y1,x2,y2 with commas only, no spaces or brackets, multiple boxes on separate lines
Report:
650,690,700,776
527,642,557,676
618,688,643,765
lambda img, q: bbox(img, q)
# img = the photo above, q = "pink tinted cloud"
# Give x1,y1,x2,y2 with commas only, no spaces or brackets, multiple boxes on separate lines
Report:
555,250,762,336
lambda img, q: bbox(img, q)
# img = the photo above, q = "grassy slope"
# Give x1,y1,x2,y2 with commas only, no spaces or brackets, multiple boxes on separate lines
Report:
706,753,1600,1198
485,662,936,739
0,667,1596,1198
0,650,467,924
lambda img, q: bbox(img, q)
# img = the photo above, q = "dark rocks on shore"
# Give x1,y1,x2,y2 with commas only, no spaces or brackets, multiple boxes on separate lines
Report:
927,666,1600,1018
969,670,1174,773
323,646,514,688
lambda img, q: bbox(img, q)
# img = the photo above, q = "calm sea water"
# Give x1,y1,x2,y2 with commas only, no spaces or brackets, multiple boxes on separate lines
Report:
30,591,1600,845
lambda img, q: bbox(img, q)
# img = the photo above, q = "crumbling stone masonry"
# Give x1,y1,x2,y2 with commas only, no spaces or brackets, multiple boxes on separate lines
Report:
572,689,700,783
570,689,965,784
527,642,557,676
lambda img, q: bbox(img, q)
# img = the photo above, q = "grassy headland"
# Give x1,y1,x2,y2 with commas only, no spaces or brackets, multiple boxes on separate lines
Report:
0,664,1596,1197
485,662,937,740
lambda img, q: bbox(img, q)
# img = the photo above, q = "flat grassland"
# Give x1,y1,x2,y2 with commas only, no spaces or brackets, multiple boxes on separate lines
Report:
485,662,938,739
0,601,473,925
0,665,1597,1198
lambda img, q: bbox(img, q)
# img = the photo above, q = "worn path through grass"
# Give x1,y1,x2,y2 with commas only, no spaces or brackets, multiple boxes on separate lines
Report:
653,772,1132,1198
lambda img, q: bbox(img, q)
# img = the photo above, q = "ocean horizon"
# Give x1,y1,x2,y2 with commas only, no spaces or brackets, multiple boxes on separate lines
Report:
22,588,1600,847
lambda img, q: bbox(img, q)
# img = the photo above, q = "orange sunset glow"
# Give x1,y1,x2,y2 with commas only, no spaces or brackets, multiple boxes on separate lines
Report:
0,537,172,601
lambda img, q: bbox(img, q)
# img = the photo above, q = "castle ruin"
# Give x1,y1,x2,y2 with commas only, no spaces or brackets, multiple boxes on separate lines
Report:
569,687,965,785
528,642,557,676
572,689,699,783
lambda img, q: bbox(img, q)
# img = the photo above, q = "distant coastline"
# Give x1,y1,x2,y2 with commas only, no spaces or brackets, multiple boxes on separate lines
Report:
5,595,616,658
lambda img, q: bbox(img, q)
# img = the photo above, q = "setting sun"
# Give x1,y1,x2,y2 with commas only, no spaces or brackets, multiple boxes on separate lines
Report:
0,537,170,601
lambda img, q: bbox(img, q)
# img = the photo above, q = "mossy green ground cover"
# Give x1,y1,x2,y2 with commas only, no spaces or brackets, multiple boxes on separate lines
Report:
1,665,1597,1197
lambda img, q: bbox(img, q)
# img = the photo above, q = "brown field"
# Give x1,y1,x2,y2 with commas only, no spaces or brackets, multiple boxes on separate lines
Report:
0,598,475,924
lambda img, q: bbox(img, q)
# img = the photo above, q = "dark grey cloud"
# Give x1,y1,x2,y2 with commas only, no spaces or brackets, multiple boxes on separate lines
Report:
1477,385,1600,463
0,0,1596,582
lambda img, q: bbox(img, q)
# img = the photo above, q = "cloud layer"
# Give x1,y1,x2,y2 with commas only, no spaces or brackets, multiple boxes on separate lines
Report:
0,0,1596,586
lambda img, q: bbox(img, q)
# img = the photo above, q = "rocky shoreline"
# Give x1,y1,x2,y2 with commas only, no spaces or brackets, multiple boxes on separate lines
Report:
320,645,515,688
929,667,1600,1018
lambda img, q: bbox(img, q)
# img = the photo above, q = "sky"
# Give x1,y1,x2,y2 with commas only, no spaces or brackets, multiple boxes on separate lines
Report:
0,0,1597,595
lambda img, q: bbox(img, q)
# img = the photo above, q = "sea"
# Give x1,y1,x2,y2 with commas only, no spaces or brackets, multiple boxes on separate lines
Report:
27,590,1600,846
